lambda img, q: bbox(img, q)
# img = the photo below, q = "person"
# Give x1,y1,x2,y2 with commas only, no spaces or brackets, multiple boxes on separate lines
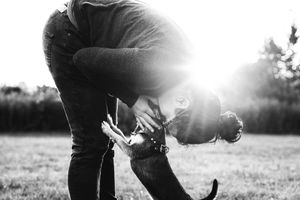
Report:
42,0,194,199
43,0,243,199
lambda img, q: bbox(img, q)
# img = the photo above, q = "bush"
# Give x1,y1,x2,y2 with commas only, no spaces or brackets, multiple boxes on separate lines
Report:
1,85,300,134
0,86,68,132
0,85,137,134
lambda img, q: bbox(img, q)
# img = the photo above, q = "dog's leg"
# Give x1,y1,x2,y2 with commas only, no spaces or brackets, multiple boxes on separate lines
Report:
107,115,129,142
101,121,135,158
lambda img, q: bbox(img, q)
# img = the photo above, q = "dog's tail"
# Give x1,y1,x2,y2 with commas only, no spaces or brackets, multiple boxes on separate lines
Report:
200,179,218,200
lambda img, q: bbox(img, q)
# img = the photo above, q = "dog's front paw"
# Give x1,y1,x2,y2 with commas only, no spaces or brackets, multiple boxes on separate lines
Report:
101,121,112,135
101,122,117,142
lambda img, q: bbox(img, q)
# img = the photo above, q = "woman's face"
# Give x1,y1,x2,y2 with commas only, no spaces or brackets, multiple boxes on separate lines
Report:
167,123,180,138
162,111,187,143
159,95,191,142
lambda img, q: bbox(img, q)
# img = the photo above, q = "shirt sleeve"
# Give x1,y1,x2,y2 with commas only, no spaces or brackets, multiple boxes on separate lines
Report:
73,47,190,97
84,71,139,107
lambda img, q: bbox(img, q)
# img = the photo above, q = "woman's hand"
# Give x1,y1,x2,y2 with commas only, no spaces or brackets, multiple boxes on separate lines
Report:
131,96,160,132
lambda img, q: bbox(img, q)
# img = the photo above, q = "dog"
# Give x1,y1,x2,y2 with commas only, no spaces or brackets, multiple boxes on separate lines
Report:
101,110,218,200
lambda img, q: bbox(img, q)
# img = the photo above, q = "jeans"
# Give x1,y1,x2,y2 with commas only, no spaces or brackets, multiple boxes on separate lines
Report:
42,9,117,200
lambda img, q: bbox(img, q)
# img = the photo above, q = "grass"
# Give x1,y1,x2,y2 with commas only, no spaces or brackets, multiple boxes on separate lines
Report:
0,133,300,200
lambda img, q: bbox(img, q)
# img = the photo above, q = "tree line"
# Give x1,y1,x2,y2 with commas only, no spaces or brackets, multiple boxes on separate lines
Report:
220,25,300,133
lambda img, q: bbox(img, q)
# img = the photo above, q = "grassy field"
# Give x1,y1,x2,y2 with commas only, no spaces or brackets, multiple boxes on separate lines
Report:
0,134,299,200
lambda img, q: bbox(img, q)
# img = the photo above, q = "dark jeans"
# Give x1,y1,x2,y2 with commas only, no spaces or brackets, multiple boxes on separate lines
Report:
42,9,117,200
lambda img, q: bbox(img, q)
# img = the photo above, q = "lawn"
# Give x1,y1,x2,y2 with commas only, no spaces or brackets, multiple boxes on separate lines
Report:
0,134,300,200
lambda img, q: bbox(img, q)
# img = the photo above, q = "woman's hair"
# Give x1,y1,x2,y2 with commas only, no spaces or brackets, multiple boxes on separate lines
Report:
216,111,243,143
173,85,243,144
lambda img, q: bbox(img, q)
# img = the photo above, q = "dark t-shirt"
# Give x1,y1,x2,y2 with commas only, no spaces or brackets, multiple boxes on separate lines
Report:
68,0,190,49
68,0,193,104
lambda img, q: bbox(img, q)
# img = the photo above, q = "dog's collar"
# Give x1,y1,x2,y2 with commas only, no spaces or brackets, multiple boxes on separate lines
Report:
132,127,169,154
149,136,169,154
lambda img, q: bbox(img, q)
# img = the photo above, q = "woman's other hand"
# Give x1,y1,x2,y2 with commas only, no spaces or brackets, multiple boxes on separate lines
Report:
131,96,160,132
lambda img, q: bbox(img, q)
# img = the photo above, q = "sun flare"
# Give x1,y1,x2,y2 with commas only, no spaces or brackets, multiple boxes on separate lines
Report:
182,61,235,91
148,0,297,90
0,0,298,88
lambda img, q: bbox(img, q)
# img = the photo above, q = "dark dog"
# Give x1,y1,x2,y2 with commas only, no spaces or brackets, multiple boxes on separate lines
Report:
101,114,218,200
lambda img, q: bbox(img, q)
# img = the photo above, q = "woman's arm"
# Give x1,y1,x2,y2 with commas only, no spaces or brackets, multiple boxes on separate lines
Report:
81,68,139,107
73,47,190,97
74,57,160,130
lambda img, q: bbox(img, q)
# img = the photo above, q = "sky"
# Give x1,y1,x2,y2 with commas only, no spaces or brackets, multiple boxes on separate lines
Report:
0,0,299,88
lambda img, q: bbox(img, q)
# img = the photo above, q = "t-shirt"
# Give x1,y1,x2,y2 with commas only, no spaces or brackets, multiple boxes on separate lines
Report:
68,0,193,98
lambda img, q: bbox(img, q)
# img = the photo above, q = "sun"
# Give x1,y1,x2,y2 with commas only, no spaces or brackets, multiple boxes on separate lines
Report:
181,56,238,91
147,0,258,90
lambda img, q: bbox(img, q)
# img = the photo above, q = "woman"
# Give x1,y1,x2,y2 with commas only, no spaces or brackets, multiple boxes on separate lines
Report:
43,0,193,199
42,0,242,199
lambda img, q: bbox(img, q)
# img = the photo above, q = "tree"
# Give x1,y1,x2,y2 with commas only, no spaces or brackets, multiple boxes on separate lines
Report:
261,25,300,91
